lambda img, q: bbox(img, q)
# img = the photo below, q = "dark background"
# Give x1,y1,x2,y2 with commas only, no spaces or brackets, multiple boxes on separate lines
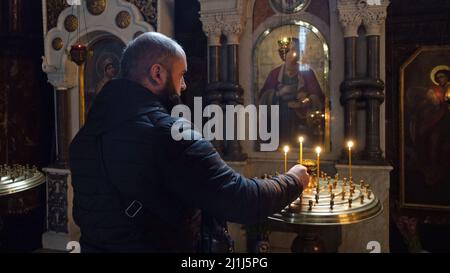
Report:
0,0,53,252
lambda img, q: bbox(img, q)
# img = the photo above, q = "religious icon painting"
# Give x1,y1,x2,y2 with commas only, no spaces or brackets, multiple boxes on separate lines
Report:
399,45,450,210
253,22,330,151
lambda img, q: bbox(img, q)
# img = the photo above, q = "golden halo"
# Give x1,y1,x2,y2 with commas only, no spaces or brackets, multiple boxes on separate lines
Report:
430,65,450,85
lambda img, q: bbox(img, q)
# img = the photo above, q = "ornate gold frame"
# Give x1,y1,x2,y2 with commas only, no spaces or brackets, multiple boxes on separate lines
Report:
399,45,450,210
269,0,311,14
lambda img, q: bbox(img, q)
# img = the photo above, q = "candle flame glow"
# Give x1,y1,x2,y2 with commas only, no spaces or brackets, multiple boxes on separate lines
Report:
347,140,354,149
315,146,321,155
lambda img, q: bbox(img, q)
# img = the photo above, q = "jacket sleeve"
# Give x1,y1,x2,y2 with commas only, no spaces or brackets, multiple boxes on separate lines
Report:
155,117,303,225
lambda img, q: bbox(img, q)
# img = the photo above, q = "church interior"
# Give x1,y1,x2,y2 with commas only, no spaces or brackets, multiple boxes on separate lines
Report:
0,0,449,253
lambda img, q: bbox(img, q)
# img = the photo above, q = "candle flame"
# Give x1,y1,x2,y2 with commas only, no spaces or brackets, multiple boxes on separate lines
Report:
298,136,304,143
315,146,321,155
347,140,354,149
283,145,289,154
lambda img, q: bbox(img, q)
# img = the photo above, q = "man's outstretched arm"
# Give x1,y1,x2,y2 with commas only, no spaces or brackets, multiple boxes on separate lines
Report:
157,118,309,224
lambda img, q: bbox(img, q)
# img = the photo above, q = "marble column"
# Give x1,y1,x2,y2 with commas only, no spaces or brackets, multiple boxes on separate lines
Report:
42,83,78,251
54,87,71,167
361,7,388,162
222,23,247,161
338,0,389,162
338,2,363,160
340,36,360,147
202,22,224,153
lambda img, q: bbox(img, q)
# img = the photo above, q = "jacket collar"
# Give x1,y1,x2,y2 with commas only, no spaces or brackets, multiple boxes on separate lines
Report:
83,78,168,135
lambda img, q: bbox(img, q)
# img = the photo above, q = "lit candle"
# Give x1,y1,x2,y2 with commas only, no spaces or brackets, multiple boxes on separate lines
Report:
283,145,289,173
315,146,321,182
347,141,354,180
298,136,304,164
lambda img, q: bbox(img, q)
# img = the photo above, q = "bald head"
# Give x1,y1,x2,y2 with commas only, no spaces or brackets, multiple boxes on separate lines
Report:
120,32,185,84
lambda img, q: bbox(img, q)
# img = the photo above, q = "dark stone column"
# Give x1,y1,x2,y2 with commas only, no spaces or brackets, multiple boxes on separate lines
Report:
362,82,385,161
340,37,361,160
341,85,360,142
54,89,71,167
223,43,247,161
205,42,225,154
227,44,238,83
344,37,357,80
363,35,384,161
209,45,221,83
367,36,380,79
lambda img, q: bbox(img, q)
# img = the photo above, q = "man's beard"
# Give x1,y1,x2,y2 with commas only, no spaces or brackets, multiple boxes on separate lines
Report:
159,74,182,111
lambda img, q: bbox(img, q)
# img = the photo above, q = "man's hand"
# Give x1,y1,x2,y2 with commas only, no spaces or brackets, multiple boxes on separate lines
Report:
287,164,309,190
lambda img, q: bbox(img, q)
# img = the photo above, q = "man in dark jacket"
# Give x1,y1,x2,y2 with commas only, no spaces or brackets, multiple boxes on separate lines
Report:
69,32,309,253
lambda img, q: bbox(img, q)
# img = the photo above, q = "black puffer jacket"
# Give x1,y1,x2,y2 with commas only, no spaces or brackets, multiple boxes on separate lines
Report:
69,79,302,252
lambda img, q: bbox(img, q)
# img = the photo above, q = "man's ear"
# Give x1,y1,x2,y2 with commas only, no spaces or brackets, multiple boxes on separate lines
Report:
149,64,165,85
